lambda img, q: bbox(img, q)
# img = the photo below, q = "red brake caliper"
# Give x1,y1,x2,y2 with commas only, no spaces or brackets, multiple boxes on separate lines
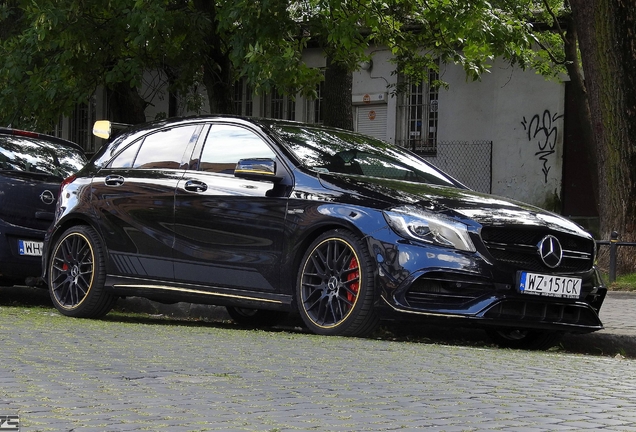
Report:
346,257,359,305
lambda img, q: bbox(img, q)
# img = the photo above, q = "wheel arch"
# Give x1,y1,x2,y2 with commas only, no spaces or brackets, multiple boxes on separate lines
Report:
46,222,116,318
287,219,372,308
44,215,108,279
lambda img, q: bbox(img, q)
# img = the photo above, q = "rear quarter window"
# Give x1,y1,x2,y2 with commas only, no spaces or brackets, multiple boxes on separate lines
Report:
0,136,85,178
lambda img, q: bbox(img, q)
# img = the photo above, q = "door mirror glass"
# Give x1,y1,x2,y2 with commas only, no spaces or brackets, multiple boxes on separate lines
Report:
235,158,280,182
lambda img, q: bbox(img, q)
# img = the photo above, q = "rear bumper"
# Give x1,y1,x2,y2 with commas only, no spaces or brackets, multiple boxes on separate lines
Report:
0,219,45,280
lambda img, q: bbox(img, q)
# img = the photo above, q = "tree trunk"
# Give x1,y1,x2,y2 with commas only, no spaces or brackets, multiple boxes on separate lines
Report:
570,0,636,272
108,83,147,125
323,58,353,130
563,23,599,213
202,54,234,115
193,0,234,115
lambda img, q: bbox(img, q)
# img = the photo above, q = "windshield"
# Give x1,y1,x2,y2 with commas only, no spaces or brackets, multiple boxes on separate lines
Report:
271,124,459,187
0,136,86,178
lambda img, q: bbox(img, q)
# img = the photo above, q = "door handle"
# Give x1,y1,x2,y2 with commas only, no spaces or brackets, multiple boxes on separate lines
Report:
104,175,125,186
184,180,208,193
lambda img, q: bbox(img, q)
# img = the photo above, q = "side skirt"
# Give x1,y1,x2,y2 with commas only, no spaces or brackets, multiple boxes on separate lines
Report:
104,275,293,312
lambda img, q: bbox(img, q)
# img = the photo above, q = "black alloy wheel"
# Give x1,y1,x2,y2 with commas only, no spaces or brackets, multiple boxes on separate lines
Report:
486,328,563,350
48,226,116,318
297,229,379,337
225,306,289,327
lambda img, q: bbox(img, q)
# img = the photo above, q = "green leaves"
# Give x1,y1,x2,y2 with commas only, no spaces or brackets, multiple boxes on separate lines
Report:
0,0,568,129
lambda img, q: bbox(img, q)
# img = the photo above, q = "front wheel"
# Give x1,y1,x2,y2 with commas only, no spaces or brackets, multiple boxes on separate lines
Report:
297,229,379,337
486,329,563,350
48,225,116,318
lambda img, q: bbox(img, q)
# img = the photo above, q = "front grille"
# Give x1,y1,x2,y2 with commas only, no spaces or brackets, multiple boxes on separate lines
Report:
483,299,601,328
404,272,496,308
481,227,594,273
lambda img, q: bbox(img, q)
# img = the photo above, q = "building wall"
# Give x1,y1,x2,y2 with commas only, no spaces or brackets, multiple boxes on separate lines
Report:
349,52,565,209
352,48,398,143
436,60,564,208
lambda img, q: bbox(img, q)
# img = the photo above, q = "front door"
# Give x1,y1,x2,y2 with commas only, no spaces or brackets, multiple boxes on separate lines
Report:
173,123,288,293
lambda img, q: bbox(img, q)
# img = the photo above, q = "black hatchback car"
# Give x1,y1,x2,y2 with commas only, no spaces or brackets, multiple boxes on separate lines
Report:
42,116,606,349
0,128,86,287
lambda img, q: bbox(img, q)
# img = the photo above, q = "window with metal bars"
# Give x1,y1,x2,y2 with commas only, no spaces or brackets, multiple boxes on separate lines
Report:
233,78,253,116
305,72,324,124
42,117,64,138
396,69,439,155
70,96,97,154
263,87,295,120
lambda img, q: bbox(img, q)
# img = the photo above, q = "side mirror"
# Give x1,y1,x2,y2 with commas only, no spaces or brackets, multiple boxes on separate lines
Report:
234,158,281,182
93,120,132,139
93,120,112,139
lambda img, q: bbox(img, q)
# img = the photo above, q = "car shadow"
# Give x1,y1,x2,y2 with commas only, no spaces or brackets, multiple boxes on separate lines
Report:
0,284,52,307
1,285,631,358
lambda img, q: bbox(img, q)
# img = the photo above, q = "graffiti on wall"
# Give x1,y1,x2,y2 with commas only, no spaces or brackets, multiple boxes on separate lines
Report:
521,110,564,183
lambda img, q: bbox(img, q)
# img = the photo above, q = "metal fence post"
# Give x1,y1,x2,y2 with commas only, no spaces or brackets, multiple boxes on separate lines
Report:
609,231,619,283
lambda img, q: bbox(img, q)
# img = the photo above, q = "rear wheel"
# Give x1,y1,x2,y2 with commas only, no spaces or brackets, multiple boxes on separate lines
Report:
297,229,379,337
486,329,563,350
48,226,116,318
226,306,288,327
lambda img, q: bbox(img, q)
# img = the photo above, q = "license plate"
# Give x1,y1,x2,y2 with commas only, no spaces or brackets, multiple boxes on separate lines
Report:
18,240,43,256
519,272,582,299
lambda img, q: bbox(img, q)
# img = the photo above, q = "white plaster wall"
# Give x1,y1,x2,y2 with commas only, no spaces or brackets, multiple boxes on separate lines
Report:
436,60,564,208
351,48,398,142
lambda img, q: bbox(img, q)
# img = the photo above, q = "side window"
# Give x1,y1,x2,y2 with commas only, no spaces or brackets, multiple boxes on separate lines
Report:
134,125,200,169
109,125,200,169
109,141,141,168
198,125,275,174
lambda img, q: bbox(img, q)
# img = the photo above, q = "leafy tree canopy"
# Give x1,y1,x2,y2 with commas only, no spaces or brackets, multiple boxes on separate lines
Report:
1,0,563,129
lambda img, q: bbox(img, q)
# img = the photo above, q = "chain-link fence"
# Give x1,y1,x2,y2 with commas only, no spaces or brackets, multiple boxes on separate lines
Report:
421,140,492,193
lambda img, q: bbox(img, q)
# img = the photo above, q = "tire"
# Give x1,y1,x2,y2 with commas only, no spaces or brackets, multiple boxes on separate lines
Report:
486,329,563,350
297,229,379,337
47,226,116,318
226,306,288,327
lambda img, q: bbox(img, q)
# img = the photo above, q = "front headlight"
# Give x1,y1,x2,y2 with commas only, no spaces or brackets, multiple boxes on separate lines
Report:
383,205,476,252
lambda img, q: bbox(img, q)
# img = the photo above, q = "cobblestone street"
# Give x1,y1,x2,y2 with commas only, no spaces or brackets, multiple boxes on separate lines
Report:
1,297,636,431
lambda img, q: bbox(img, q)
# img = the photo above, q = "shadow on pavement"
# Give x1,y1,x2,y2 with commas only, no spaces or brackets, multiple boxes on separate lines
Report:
0,284,51,307
2,285,633,359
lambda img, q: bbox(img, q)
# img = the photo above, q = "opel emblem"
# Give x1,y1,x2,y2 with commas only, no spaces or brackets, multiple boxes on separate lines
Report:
40,190,55,205
538,235,563,268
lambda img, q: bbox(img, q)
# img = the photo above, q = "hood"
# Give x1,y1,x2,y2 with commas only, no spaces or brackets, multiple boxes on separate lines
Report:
318,173,591,238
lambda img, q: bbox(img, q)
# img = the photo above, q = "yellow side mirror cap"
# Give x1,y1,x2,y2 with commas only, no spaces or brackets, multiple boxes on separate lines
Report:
93,120,112,139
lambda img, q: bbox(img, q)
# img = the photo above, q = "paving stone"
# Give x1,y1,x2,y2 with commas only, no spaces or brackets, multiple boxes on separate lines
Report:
2,289,636,431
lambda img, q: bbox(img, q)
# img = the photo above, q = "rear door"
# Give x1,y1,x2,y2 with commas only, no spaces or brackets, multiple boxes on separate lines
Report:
90,124,203,281
173,123,289,293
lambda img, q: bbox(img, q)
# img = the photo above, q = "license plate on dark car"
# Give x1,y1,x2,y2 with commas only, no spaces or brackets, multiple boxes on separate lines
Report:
18,240,43,256
519,272,581,299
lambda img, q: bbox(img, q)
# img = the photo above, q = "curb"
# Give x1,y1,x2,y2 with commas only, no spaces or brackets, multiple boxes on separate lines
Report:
561,332,636,358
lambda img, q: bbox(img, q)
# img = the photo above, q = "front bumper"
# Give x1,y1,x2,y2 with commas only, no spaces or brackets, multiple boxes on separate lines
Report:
369,234,606,334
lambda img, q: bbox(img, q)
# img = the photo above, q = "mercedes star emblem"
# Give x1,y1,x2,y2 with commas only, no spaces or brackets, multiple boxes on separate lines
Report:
538,235,563,268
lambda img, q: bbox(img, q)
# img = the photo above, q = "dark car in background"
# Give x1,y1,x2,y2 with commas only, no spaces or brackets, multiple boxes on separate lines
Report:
42,116,606,349
0,128,86,287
